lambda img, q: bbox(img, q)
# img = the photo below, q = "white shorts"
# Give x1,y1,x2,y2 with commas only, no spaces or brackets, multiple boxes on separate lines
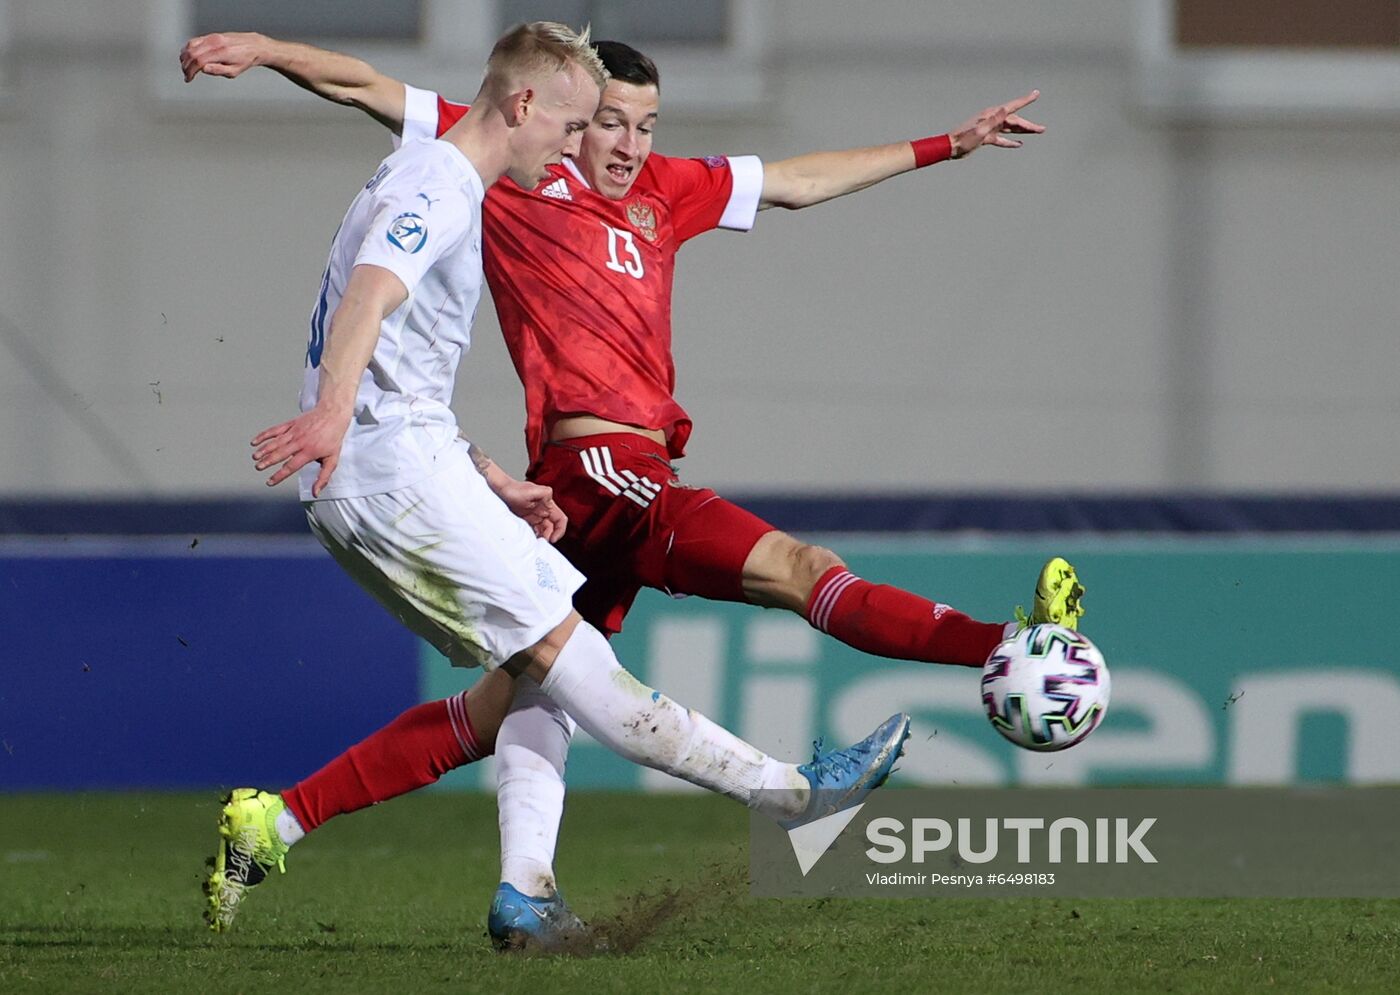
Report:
304,439,585,670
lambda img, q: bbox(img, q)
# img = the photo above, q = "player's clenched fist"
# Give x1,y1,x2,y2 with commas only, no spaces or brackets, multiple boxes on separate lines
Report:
181,32,267,82
494,479,569,543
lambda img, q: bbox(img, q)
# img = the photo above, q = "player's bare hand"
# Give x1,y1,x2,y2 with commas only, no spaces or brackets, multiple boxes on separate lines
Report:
250,406,350,497
494,479,569,543
949,90,1044,158
180,32,267,83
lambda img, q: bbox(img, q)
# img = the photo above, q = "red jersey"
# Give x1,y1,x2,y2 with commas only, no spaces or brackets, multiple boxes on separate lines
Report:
399,85,764,461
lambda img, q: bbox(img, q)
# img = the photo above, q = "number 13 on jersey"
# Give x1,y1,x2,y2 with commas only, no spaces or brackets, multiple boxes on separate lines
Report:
602,224,645,279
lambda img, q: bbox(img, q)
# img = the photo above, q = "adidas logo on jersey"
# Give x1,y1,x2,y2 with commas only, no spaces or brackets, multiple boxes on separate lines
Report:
540,178,572,201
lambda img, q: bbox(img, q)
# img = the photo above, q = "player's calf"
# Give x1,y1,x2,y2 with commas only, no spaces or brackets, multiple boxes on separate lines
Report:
800,558,1007,667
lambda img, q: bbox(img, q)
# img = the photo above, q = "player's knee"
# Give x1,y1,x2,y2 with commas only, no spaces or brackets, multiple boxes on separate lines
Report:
790,543,845,595
743,533,846,611
460,669,516,753
506,611,583,682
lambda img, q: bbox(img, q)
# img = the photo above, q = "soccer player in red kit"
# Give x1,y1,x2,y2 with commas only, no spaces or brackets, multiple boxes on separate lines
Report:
182,32,1083,948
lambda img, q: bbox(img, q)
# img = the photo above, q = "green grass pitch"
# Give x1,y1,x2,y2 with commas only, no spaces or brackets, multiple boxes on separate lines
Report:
2,791,1397,993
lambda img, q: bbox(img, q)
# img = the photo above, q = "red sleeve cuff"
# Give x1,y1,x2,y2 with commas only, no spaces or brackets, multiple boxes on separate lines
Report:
911,134,954,168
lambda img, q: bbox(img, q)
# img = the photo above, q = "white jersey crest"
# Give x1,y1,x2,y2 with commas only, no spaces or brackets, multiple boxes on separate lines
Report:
298,140,485,500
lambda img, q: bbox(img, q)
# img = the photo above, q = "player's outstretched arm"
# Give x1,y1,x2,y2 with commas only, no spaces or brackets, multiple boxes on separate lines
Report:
180,31,409,134
759,89,1044,211
251,264,408,496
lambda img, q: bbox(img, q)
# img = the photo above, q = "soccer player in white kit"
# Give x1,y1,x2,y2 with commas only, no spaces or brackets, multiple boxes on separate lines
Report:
204,21,910,936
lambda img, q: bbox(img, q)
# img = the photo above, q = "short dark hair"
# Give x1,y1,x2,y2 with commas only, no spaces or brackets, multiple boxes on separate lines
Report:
592,40,659,90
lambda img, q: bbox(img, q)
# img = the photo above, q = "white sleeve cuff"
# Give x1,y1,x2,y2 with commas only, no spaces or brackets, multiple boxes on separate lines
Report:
394,84,440,149
352,256,416,301
718,155,764,231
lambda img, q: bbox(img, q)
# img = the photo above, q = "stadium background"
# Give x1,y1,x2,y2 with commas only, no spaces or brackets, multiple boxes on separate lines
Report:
3,0,1398,794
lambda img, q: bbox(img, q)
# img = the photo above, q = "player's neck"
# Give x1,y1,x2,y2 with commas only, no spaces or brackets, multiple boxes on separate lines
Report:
439,107,508,188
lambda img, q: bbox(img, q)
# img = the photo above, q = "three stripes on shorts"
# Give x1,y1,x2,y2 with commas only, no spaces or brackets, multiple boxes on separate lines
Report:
579,446,663,509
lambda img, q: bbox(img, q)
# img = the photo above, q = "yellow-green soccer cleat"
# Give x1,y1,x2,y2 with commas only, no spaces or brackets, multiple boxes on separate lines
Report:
203,788,289,932
1014,556,1086,631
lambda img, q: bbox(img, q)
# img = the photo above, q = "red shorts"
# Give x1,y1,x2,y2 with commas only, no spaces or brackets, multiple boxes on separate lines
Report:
529,433,777,636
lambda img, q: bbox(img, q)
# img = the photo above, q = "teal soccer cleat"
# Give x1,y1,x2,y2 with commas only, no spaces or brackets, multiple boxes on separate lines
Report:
487,882,590,952
780,712,911,830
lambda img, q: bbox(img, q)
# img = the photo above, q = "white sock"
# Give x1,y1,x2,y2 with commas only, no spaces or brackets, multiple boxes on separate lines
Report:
539,622,808,821
496,677,572,897
274,804,305,847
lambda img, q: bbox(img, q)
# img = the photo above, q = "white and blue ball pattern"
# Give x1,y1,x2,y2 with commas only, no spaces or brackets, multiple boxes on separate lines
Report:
981,624,1110,752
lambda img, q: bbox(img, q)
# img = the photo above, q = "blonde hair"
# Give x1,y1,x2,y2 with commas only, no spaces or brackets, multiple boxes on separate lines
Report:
485,21,609,94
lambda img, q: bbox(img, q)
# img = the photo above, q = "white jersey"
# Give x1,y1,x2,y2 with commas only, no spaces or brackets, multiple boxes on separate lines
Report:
298,139,485,500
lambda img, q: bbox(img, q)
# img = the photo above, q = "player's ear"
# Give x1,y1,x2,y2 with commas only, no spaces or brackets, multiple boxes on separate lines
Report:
505,87,534,127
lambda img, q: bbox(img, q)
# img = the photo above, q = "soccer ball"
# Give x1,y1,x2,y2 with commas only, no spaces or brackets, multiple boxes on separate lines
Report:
981,624,1110,751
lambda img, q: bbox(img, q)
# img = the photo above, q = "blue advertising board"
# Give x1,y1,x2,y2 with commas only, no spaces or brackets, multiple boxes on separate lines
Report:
1,538,420,790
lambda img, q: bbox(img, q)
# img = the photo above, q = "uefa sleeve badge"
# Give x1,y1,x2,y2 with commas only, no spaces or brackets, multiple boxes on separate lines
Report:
387,212,429,254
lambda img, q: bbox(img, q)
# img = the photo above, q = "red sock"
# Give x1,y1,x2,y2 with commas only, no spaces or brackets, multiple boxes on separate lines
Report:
806,566,1006,667
283,691,487,832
